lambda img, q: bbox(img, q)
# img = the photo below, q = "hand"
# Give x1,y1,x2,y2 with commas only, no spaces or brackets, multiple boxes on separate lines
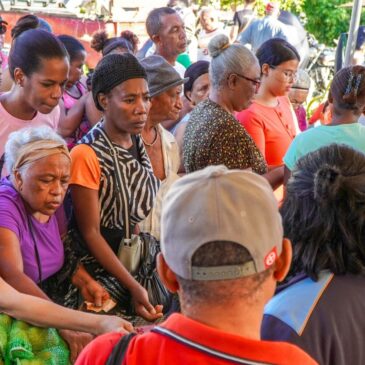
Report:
59,329,93,363
96,315,134,335
80,280,110,307
130,285,163,321
72,265,110,307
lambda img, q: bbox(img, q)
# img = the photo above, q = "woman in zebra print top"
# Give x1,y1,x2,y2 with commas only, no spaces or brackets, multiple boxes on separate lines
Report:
66,54,163,321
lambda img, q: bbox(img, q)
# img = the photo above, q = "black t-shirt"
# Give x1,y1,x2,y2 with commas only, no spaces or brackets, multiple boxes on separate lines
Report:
233,9,254,31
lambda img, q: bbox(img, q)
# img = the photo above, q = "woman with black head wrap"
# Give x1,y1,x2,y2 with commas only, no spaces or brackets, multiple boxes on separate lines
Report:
66,53,163,322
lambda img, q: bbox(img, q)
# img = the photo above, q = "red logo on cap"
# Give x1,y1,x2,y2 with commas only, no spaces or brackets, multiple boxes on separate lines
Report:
264,247,277,268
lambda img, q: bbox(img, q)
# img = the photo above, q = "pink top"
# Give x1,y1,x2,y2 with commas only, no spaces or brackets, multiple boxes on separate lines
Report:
0,101,60,177
0,51,8,70
62,82,87,112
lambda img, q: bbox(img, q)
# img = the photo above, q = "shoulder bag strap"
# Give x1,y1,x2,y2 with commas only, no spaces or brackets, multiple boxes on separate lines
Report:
105,333,137,365
98,126,132,239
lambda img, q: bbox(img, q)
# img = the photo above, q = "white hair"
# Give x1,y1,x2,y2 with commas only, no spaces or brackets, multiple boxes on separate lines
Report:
208,34,258,90
5,126,66,174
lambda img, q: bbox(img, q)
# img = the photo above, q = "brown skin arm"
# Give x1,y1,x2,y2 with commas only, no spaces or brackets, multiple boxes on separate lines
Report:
70,185,138,290
0,227,49,300
283,165,291,186
85,93,102,126
263,165,285,191
57,93,89,138
0,228,94,363
70,185,164,321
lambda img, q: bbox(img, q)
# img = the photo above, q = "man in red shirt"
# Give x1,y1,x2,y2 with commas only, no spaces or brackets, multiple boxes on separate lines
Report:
76,165,317,365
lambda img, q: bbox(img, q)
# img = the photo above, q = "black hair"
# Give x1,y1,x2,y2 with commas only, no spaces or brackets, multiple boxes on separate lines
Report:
330,65,365,113
177,241,272,307
120,30,139,54
256,38,300,67
91,30,132,56
58,35,85,62
281,144,365,281
146,7,177,38
9,28,68,81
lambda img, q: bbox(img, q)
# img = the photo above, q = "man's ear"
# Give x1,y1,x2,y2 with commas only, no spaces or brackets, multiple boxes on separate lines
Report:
157,253,180,293
273,238,292,282
151,34,161,46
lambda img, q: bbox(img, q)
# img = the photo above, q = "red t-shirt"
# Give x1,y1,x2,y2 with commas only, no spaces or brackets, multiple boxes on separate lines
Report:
236,96,297,167
75,314,317,365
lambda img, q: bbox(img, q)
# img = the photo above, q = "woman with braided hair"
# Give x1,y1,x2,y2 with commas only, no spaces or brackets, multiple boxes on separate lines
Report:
283,65,365,183
262,143,365,365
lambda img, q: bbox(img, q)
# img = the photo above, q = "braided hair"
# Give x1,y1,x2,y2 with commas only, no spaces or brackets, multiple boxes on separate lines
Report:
330,65,365,113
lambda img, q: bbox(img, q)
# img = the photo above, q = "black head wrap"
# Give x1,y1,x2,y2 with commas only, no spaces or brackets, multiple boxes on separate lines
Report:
92,53,147,111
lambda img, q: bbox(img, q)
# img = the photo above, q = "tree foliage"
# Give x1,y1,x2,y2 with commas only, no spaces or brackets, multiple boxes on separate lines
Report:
302,0,353,46
197,0,364,46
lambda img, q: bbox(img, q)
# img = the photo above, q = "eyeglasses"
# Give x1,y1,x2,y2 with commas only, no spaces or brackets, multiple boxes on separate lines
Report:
270,66,297,81
234,73,261,91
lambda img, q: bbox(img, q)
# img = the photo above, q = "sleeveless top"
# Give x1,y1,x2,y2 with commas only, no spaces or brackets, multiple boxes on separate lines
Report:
79,122,160,231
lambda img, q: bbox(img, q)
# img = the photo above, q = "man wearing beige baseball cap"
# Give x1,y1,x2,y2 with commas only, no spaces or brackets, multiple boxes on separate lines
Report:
76,165,317,365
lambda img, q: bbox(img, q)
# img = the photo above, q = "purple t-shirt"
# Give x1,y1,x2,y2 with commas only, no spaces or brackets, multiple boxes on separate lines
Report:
0,179,64,283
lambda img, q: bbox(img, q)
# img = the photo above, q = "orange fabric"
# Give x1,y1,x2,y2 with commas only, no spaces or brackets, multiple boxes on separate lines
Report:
308,103,332,125
69,144,101,190
237,96,297,167
75,314,317,365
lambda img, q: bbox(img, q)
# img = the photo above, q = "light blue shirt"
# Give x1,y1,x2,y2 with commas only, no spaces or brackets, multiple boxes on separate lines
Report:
284,123,365,170
238,16,288,53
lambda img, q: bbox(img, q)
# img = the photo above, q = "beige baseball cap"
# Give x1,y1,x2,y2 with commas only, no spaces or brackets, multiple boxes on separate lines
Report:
160,165,283,281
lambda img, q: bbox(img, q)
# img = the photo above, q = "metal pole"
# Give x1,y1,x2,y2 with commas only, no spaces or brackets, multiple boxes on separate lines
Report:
344,0,363,66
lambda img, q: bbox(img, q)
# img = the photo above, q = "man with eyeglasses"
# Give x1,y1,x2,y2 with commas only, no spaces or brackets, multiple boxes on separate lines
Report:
237,2,289,54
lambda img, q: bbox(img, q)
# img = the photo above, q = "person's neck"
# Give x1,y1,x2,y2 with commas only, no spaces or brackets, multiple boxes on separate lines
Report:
209,89,234,115
1,89,37,120
142,117,160,143
255,85,279,107
182,301,265,340
155,49,176,66
330,112,359,126
102,119,132,149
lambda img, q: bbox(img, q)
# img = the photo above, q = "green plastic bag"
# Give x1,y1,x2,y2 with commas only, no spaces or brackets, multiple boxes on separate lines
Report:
0,314,70,365
0,314,12,359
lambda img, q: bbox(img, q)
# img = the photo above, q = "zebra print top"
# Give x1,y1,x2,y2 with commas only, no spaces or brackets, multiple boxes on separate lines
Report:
79,122,160,231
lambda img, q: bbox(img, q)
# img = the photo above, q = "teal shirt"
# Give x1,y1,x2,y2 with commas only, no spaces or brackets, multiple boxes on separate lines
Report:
284,123,365,170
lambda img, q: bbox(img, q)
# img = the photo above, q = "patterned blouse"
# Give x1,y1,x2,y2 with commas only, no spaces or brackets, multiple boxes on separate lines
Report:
183,99,267,174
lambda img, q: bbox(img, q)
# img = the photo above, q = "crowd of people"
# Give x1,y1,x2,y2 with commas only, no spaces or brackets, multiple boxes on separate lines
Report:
0,1,364,364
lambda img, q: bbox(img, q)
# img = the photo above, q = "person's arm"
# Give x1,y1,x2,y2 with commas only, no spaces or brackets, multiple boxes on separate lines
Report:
85,93,102,126
263,165,285,191
0,227,92,363
57,93,89,137
0,277,133,335
283,165,291,186
175,122,188,174
0,227,50,299
70,184,162,321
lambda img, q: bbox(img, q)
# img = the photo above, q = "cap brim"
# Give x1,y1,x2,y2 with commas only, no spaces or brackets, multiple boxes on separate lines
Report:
150,77,189,98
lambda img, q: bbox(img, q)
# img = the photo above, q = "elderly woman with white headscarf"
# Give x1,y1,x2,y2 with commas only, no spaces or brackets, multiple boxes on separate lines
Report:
0,126,132,362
